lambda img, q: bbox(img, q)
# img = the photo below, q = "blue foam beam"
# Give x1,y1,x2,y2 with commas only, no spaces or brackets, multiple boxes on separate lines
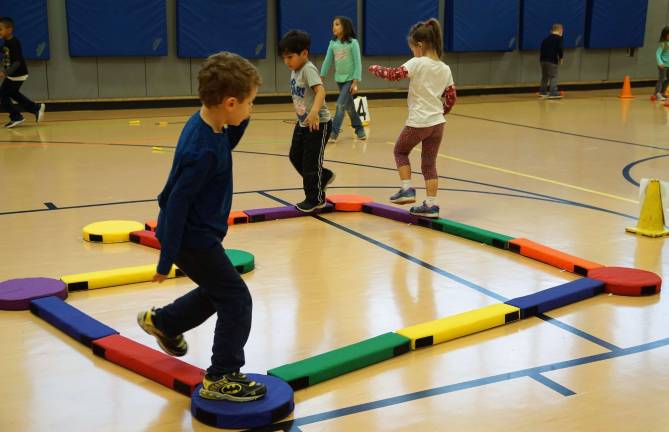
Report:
505,278,604,319
30,296,118,346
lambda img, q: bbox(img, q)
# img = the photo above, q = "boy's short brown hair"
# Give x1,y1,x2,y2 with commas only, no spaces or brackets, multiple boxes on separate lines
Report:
198,51,262,107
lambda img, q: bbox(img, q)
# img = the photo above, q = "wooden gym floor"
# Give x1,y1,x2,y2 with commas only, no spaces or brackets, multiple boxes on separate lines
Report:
1,89,668,431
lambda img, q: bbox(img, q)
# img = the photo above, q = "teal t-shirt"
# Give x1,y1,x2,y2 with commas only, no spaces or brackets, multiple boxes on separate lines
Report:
657,42,669,67
320,38,362,83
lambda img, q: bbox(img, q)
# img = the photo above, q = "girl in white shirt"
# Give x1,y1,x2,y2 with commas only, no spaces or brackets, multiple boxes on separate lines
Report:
369,18,456,218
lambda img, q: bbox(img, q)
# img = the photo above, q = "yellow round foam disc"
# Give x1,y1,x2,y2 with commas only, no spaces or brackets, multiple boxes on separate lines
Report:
83,220,144,243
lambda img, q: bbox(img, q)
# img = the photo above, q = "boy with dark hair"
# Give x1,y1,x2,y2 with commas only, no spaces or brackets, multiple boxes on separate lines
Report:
539,23,564,99
279,30,335,212
0,17,45,128
137,51,266,402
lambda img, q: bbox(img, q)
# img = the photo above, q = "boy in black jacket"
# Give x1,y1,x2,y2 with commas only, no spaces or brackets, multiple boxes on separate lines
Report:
0,17,45,128
539,23,564,99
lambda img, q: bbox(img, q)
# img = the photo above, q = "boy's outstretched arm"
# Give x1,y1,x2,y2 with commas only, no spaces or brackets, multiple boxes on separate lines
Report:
368,65,409,81
226,118,250,149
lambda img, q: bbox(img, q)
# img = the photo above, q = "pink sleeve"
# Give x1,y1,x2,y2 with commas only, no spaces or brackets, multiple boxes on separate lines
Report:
442,85,457,115
368,65,409,81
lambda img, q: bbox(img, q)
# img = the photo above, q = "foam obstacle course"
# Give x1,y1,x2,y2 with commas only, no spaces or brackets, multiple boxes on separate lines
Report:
0,195,662,429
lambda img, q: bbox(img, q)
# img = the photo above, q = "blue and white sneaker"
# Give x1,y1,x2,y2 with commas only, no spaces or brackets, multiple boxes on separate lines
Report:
390,187,416,204
409,201,439,218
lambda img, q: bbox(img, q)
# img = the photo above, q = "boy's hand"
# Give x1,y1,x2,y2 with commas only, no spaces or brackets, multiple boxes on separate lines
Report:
660,65,666,70
152,272,168,283
0,72,5,79
306,111,320,131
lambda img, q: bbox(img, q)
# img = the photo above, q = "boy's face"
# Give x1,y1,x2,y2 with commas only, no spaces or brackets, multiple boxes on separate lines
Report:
223,87,258,126
0,24,11,39
282,50,308,71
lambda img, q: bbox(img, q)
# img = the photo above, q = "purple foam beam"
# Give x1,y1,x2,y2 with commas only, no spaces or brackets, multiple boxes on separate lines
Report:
244,204,333,223
362,202,424,224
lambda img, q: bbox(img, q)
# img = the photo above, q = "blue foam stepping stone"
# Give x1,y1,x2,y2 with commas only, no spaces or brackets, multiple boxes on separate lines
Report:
30,296,119,346
191,374,294,429
505,278,605,319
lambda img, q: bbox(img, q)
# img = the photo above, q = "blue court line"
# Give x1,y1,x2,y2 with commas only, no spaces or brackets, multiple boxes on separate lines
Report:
537,314,621,352
247,336,669,431
621,154,669,187
451,113,669,153
258,191,620,353
529,374,576,397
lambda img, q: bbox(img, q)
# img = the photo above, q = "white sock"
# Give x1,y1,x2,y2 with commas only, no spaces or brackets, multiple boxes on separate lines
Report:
401,180,412,191
425,196,438,206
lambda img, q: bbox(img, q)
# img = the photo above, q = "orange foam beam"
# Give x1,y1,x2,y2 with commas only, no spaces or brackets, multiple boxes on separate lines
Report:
508,238,604,276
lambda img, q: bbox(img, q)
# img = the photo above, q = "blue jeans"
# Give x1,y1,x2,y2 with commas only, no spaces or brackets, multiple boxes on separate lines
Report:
332,81,365,137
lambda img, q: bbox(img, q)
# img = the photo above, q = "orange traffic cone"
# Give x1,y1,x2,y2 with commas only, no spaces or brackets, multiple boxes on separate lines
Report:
619,75,634,99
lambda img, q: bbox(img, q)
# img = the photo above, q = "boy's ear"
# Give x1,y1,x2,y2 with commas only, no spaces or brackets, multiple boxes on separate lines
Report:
223,96,239,109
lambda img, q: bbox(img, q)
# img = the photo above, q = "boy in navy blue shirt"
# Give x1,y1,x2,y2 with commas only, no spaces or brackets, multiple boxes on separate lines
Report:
539,23,564,99
0,17,45,128
137,52,266,402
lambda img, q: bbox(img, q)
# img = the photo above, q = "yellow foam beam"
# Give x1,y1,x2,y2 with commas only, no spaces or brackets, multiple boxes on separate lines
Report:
61,264,183,291
396,304,520,349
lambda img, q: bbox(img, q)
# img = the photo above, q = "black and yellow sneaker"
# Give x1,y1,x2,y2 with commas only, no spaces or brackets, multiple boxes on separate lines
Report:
137,308,188,357
199,372,267,402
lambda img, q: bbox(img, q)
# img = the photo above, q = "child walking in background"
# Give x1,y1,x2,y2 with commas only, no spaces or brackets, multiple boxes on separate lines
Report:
138,52,266,402
279,30,335,212
539,23,564,99
320,16,366,142
654,26,669,101
368,18,456,218
0,17,45,128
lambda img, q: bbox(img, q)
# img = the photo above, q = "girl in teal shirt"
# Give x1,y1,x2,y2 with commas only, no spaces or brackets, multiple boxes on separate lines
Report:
655,26,669,101
320,16,366,142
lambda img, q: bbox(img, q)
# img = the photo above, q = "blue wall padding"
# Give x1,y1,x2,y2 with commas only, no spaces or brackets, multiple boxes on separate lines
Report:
177,0,267,58
0,0,50,60
505,278,604,319
364,0,438,56
30,296,118,346
585,0,648,48
66,0,167,56
446,0,519,52
277,0,356,56
520,0,586,50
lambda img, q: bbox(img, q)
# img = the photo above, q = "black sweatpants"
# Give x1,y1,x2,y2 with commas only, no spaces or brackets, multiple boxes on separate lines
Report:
0,79,38,121
289,120,333,204
153,244,252,376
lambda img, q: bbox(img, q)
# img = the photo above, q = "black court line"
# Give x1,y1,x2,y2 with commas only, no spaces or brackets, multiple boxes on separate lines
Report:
258,191,622,353
528,374,576,397
621,154,669,187
0,139,175,150
247,336,669,431
0,185,636,220
450,112,669,153
43,202,57,210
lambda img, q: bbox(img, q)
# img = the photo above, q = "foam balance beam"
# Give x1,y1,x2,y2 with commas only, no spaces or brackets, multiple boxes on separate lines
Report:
228,210,249,225
267,332,410,390
397,304,520,349
505,278,605,319
61,264,183,291
30,296,118,346
93,334,204,396
244,204,333,223
508,238,604,276
427,218,514,249
129,230,161,250
362,202,425,224
145,220,157,232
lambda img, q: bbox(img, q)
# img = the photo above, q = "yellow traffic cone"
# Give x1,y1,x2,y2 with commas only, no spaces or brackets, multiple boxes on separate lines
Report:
626,179,669,237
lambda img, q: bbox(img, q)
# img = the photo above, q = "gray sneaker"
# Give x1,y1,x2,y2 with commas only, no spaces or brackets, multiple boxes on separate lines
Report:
390,187,416,204
410,201,440,218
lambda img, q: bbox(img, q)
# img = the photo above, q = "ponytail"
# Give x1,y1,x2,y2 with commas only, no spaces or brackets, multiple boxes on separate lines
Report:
408,18,443,58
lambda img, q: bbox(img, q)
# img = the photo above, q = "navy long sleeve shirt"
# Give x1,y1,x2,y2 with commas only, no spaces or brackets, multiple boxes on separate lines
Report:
155,112,248,275
540,33,564,65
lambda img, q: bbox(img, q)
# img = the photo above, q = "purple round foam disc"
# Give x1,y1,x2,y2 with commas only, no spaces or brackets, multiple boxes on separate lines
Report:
0,278,68,311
